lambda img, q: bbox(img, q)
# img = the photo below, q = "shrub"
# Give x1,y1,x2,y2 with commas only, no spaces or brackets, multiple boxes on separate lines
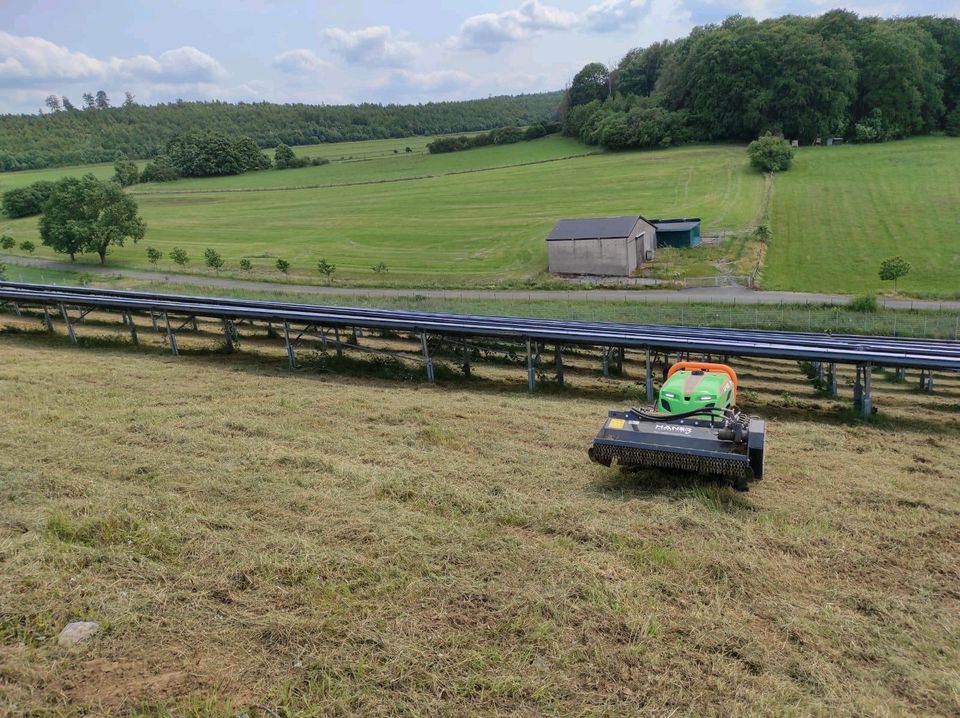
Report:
140,155,180,182
2,181,56,218
204,248,224,272
170,247,189,266
317,258,336,282
945,107,960,137
372,261,388,274
113,158,139,187
239,258,252,271
19,240,35,254
754,224,771,243
146,246,162,264
849,293,879,313
0,235,14,250
747,133,794,172
275,258,290,274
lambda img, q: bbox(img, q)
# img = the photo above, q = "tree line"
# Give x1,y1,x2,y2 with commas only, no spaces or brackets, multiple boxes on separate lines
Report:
561,11,960,151
0,92,562,171
426,122,561,153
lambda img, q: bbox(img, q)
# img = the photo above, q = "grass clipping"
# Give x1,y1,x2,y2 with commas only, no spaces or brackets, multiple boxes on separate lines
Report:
0,334,958,716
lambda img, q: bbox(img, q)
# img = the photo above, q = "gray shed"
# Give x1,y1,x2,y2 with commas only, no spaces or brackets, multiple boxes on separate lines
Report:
546,215,657,276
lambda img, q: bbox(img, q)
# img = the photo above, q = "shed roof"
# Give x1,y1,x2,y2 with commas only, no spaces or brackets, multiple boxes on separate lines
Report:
651,217,701,232
546,216,641,241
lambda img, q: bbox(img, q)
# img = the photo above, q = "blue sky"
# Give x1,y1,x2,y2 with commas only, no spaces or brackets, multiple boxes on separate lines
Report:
1,0,957,113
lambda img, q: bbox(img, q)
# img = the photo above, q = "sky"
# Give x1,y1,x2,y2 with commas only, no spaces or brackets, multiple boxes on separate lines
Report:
1,0,958,114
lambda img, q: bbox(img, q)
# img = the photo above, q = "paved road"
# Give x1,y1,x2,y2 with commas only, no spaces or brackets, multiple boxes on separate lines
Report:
4,254,959,311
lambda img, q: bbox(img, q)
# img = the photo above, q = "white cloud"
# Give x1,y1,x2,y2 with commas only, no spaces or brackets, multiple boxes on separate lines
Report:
455,0,579,53
272,48,331,74
0,32,225,87
583,0,653,32
321,26,419,67
374,69,474,95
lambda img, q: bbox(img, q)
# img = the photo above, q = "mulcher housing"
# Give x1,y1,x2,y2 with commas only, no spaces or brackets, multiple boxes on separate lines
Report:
588,362,766,488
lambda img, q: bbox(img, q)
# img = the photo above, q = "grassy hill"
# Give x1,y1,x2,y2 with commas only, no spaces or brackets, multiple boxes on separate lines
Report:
3,134,959,295
766,136,960,297
0,138,763,287
0,317,958,715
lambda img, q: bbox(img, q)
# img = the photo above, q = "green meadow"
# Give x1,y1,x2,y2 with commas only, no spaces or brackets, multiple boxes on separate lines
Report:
2,134,958,295
766,136,960,297
0,139,761,287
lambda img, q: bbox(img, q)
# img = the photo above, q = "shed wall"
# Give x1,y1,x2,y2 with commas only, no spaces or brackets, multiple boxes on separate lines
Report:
547,237,635,275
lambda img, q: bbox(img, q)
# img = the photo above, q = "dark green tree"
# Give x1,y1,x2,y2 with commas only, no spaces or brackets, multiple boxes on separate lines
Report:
39,175,146,263
140,155,180,182
0,235,15,250
95,90,110,109
274,143,296,169
275,258,290,274
2,181,56,218
568,63,610,108
170,247,189,266
19,240,35,254
239,258,252,271
146,246,163,265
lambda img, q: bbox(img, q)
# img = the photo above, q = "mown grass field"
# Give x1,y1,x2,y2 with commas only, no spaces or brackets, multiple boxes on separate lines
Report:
0,139,763,287
0,310,958,716
766,136,960,297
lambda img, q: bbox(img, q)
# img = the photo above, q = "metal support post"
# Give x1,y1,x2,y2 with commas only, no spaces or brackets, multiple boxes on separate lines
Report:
163,312,178,356
895,367,905,383
645,349,654,402
462,339,471,378
334,327,343,358
42,304,54,333
222,319,235,353
827,363,837,398
283,322,296,369
616,347,624,375
853,365,863,408
526,337,536,391
920,370,934,393
602,347,610,377
350,327,358,345
320,327,328,351
150,311,159,332
124,312,139,345
815,361,824,386
862,364,872,418
58,303,77,345
421,332,434,383
11,302,21,317
190,317,198,331
554,345,564,386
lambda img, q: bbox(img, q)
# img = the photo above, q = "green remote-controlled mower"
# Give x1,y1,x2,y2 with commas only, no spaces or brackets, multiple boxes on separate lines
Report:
588,361,766,489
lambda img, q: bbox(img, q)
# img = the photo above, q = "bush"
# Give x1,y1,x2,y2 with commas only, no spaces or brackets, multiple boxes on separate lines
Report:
747,133,794,172
140,155,180,182
239,258,252,271
1,181,56,218
879,255,911,291
146,246,162,265
0,234,14,250
849,293,879,313
113,158,139,187
275,258,290,274
372,261,388,274
0,260,5,279
170,247,189,266
317,258,336,282
19,240,35,254
204,248,224,271
165,130,271,177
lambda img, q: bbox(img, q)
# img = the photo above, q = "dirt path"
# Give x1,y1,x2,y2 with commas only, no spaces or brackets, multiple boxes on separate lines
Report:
3,254,959,310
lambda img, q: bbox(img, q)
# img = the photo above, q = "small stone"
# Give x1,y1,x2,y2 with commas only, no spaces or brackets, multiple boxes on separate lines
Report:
57,621,101,648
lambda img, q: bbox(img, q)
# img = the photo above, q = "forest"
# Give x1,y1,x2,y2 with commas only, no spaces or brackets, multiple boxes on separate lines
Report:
561,11,960,150
0,92,562,171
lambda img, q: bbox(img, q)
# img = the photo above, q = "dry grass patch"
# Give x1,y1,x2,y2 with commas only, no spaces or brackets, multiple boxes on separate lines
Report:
0,319,958,716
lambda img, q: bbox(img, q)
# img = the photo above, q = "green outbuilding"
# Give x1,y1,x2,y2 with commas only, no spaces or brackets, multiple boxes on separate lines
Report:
652,218,701,248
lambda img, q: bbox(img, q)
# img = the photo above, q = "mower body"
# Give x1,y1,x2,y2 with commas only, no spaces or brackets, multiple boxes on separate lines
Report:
588,362,765,489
